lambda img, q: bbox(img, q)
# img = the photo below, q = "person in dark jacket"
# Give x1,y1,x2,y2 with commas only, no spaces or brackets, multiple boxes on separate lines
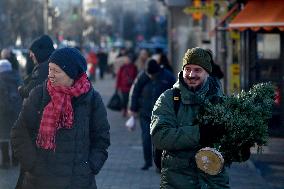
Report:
152,48,174,73
128,59,176,170
11,47,110,189
97,48,108,79
18,34,55,99
150,47,230,188
15,34,55,189
0,59,22,169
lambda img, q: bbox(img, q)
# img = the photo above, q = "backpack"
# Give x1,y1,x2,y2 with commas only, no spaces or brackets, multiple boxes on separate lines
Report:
153,88,180,172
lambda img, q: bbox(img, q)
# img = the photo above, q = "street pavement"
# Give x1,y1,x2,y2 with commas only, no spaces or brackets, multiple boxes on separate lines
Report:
250,138,284,189
0,74,283,189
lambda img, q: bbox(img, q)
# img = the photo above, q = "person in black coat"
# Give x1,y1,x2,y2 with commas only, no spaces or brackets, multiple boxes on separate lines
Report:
11,47,110,189
18,34,55,99
15,34,55,189
0,59,22,169
128,59,176,170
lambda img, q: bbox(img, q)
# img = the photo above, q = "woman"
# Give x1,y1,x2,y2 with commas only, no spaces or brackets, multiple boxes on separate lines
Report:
11,47,110,189
116,54,137,117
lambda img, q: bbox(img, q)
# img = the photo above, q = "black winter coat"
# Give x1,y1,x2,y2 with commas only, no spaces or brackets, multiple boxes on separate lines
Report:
129,68,176,118
0,70,22,139
18,60,49,98
11,82,110,189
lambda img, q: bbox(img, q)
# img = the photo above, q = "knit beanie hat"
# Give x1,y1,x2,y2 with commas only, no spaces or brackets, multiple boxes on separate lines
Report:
30,34,55,63
0,59,12,73
182,47,212,74
145,59,161,75
48,47,87,80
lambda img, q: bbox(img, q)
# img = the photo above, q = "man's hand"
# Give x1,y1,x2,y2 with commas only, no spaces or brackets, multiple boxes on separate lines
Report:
127,110,138,118
199,123,225,147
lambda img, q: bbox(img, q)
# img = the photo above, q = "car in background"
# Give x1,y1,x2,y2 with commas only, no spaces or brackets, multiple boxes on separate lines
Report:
137,36,168,54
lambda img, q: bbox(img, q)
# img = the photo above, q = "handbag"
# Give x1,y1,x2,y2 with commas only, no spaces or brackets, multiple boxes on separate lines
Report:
107,90,122,111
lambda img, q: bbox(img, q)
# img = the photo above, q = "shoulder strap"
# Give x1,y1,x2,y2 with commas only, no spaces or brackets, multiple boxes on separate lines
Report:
172,88,181,116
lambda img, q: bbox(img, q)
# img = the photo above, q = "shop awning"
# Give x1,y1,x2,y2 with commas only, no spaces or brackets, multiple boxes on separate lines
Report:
229,0,284,31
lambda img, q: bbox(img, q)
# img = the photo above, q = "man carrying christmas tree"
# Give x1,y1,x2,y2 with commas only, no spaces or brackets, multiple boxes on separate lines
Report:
150,47,232,188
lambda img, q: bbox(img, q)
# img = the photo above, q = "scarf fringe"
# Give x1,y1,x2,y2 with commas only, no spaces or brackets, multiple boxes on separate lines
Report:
36,133,56,151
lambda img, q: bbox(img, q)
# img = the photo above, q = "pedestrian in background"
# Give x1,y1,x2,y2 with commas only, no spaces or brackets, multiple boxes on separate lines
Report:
116,54,138,117
11,47,110,189
13,34,55,189
1,48,20,71
0,59,22,169
18,34,55,99
150,47,229,188
113,47,128,76
107,47,119,78
86,48,98,82
152,48,173,73
135,49,150,72
97,48,108,80
128,59,176,170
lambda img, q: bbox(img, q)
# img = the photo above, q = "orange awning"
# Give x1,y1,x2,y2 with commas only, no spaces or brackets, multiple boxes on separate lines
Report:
229,0,284,31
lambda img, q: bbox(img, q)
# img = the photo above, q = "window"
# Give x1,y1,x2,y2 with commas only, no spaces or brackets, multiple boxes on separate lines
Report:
257,34,280,59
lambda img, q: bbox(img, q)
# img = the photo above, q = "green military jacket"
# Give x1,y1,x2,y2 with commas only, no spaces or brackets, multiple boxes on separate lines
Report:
150,72,229,189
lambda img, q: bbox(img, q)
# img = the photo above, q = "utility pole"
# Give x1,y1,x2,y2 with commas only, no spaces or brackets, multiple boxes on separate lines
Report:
44,0,53,34
79,0,84,49
43,0,49,34
119,0,124,39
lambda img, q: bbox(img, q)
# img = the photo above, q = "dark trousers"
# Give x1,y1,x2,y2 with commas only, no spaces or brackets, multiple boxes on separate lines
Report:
99,64,106,79
139,116,152,166
120,92,129,110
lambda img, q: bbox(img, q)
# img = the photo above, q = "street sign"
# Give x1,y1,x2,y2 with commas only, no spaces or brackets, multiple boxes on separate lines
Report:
183,0,228,20
183,0,215,19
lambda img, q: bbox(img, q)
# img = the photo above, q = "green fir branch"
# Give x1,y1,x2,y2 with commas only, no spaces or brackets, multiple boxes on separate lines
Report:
198,82,275,164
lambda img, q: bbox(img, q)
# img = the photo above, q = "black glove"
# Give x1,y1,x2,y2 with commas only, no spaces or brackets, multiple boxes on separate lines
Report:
199,124,225,147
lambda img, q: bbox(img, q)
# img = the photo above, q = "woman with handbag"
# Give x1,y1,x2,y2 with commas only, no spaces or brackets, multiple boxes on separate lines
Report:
116,54,137,117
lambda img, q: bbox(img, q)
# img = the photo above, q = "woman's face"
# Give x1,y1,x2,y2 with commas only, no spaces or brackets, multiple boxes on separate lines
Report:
48,63,74,87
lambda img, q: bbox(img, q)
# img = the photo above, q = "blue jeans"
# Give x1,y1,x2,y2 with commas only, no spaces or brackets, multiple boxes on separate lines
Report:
139,116,152,166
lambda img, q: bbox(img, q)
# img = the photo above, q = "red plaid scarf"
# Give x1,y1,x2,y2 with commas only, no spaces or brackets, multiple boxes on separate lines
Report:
36,73,91,150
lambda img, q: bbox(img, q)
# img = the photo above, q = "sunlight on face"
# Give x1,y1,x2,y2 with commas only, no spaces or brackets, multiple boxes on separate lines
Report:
29,51,37,64
48,63,74,87
183,64,209,89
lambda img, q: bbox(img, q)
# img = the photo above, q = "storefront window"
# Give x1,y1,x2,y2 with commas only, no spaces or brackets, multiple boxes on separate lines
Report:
257,34,280,59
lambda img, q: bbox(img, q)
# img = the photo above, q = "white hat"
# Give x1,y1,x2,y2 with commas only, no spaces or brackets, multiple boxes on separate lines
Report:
0,59,12,73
